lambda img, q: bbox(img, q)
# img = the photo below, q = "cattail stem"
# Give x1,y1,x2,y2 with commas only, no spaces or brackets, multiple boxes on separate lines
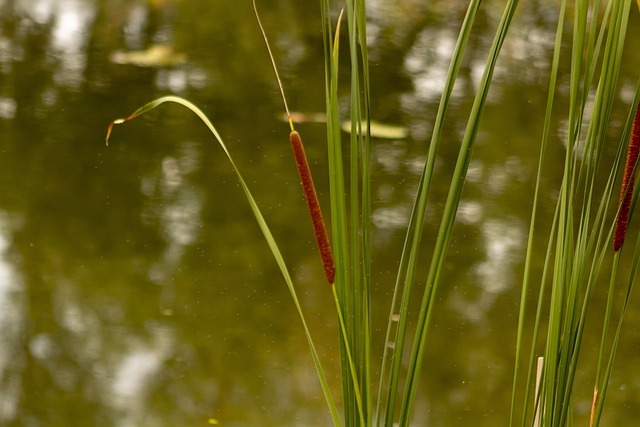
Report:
613,102,640,251
290,130,335,284
252,0,293,132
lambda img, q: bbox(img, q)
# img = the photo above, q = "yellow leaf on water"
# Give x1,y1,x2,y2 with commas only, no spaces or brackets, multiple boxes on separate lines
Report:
207,418,220,425
277,112,408,139
110,44,187,67
341,120,409,139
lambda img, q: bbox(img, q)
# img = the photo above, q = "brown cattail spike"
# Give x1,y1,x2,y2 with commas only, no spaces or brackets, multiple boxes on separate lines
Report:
290,130,335,284
254,0,334,282
614,102,640,252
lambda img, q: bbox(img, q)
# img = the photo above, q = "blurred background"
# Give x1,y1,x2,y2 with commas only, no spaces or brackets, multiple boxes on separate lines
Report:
0,0,639,425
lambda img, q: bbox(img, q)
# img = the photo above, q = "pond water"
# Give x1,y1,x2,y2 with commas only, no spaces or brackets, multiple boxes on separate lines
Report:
1,0,639,426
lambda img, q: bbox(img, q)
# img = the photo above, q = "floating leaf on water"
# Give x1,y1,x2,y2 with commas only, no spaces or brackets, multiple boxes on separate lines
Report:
110,44,187,67
277,113,408,139
341,120,409,139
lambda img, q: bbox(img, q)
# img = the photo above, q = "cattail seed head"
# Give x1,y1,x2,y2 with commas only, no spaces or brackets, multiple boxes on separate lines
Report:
290,131,335,284
614,102,640,252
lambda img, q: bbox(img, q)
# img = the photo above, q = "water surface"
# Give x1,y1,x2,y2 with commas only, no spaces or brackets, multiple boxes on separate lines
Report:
1,0,639,426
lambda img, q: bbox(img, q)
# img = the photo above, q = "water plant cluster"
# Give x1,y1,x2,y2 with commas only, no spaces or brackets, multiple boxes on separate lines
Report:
107,0,640,425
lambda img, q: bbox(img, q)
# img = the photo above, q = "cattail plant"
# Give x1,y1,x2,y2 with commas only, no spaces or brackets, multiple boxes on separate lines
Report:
253,1,367,422
253,0,335,285
613,101,640,251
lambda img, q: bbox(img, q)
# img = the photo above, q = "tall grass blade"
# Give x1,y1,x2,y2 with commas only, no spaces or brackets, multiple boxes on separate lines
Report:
514,0,636,424
396,0,521,424
106,95,342,427
319,5,358,424
354,0,374,423
510,1,567,425
377,2,482,425
343,0,373,424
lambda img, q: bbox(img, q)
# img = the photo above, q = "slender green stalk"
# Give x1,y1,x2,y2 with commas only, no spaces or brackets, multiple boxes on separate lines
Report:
356,0,374,421
510,0,566,424
106,96,342,426
396,0,520,423
332,283,366,427
589,252,619,427
320,5,355,425
514,0,636,425
344,0,373,424
592,205,640,426
344,3,364,425
378,1,483,424
252,0,292,127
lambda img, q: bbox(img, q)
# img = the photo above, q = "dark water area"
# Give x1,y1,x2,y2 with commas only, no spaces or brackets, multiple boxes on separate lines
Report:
0,0,639,425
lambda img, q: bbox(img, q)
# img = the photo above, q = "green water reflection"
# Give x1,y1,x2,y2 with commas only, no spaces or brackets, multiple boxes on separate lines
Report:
1,0,639,425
